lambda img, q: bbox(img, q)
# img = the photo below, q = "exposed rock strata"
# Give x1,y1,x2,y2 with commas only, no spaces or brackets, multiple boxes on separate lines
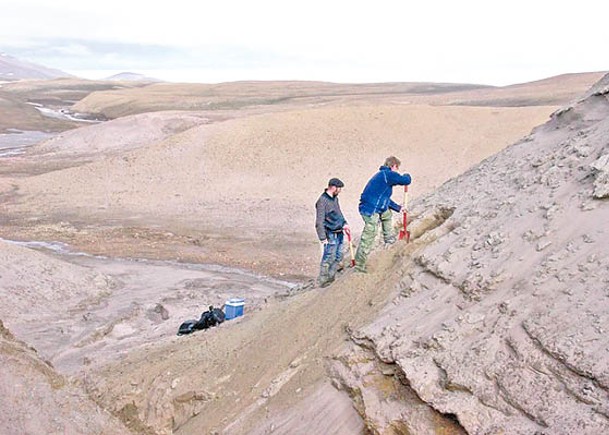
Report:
334,74,609,434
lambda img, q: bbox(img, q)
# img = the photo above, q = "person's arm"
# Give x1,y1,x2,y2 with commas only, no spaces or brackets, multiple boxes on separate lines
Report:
389,199,402,212
387,171,412,186
336,197,348,228
315,197,327,241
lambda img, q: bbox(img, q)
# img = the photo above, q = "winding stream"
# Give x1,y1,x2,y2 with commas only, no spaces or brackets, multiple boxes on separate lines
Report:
0,130,55,157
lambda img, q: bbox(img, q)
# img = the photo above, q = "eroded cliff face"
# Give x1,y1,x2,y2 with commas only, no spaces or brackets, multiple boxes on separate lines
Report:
333,74,609,434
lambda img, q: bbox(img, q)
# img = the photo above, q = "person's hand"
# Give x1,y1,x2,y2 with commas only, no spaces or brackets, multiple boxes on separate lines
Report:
320,239,328,245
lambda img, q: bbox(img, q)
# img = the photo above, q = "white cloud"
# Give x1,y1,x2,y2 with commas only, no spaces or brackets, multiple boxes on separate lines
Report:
1,0,607,85
52,43,92,57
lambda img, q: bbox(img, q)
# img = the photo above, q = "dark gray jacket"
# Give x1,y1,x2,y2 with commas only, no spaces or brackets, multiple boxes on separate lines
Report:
315,191,347,241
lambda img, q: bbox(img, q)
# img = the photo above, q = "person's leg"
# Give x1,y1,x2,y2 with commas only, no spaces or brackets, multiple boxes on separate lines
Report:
328,231,344,279
319,233,339,286
318,239,331,285
380,209,396,245
354,214,379,272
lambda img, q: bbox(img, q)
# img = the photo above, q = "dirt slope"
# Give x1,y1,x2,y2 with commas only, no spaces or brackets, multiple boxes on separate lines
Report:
440,71,608,107
82,234,465,434
2,104,556,279
0,320,129,434
332,74,609,433
1,73,606,434
80,73,609,435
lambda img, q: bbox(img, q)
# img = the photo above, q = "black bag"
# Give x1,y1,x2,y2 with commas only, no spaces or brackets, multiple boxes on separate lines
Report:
177,306,226,335
194,306,226,330
177,319,198,335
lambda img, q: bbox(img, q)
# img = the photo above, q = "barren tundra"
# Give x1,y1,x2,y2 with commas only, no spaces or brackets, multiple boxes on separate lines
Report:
0,72,607,434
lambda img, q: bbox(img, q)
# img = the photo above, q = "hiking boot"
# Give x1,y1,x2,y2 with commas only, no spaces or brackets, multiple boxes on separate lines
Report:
354,266,368,274
319,276,335,288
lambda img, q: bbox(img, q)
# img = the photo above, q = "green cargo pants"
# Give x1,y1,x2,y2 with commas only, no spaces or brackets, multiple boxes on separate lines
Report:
354,209,395,272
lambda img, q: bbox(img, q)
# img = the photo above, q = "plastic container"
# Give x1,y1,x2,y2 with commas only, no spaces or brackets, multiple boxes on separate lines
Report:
224,298,245,320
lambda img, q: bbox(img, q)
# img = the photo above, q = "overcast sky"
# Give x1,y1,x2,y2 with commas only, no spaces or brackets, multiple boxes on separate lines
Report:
1,0,606,85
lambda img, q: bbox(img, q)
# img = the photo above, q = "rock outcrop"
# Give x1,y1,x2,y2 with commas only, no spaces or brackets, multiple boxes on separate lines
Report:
333,74,609,434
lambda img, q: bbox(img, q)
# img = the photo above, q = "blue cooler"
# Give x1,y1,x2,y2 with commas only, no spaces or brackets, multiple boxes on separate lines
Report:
224,298,245,320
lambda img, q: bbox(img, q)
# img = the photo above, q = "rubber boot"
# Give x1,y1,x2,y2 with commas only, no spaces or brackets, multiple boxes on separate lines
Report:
318,264,333,288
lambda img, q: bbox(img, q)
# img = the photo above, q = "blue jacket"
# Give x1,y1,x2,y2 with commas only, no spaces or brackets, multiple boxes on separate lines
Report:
359,166,412,216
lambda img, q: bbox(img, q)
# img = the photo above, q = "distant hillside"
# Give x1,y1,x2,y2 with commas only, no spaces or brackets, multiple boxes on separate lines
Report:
70,73,605,120
0,52,72,81
445,71,608,107
71,80,493,119
105,72,162,82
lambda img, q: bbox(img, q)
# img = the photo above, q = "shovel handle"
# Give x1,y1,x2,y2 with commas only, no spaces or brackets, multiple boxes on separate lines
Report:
399,185,410,242
344,227,356,267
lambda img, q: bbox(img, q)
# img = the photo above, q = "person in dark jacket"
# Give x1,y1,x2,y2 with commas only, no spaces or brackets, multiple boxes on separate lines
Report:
315,177,349,287
354,156,411,272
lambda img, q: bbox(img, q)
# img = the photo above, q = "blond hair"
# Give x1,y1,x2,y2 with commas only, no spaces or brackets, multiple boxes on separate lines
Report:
384,156,401,168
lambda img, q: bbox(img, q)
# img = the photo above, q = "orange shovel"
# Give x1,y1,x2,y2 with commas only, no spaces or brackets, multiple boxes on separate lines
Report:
344,227,356,267
398,185,410,242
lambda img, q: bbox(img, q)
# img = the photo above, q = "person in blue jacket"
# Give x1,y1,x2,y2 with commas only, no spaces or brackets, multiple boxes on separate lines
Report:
354,156,411,272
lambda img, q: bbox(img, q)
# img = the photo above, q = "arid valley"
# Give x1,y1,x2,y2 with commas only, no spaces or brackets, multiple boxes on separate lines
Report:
1,59,609,434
